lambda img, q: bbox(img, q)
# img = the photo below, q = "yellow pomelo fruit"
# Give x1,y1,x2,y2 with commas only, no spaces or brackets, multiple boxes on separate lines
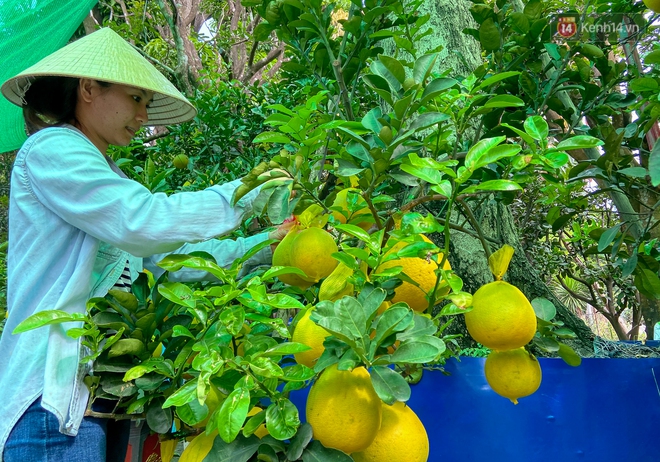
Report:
289,227,339,283
292,308,330,368
352,402,429,462
484,348,542,404
643,0,660,13
179,430,217,462
247,407,269,438
306,364,382,453
331,188,373,231
192,386,225,428
272,227,315,289
376,235,451,312
464,280,537,351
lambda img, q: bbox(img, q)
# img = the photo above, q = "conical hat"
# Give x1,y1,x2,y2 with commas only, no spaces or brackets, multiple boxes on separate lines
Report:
0,28,196,126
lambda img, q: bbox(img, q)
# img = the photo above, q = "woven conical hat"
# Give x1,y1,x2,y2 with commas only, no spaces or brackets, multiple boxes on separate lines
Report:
1,28,196,126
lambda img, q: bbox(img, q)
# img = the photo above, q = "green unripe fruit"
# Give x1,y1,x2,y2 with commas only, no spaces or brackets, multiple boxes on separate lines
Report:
173,154,189,169
580,44,604,60
379,126,393,144
403,77,417,91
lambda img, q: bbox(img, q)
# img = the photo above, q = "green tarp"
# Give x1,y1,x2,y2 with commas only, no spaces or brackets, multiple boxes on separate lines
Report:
0,0,98,153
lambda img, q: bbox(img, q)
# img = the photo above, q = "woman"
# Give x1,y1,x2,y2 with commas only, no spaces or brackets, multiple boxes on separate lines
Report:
0,28,289,461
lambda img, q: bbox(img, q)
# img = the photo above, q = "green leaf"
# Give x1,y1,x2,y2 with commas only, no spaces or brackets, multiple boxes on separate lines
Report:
370,366,411,405
408,112,450,131
361,107,383,134
158,282,196,309
524,116,549,141
370,306,414,355
163,380,198,408
262,342,311,357
644,50,660,65
635,268,660,299
629,77,658,92
469,144,522,171
13,310,87,334
474,71,521,92
376,55,406,85
413,53,439,83
146,399,172,433
265,398,300,440
389,336,446,364
301,440,354,461
524,0,542,18
500,123,536,147
400,164,444,185
649,139,660,187
253,132,292,144
286,423,313,461
534,336,560,352
396,314,437,341
509,12,530,33
598,224,622,252
479,18,501,51
249,357,284,378
484,95,525,108
465,136,505,171
124,358,175,381
202,434,261,462
557,343,582,366
531,297,556,321
617,167,648,178
555,136,604,151
217,387,251,443
421,78,458,103
460,179,522,194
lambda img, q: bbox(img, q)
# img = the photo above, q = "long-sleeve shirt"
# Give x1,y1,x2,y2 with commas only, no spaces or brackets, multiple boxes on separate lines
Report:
0,126,269,459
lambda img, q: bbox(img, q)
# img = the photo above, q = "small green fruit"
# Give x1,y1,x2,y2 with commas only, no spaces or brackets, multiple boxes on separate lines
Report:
379,126,393,144
403,77,417,91
173,154,190,169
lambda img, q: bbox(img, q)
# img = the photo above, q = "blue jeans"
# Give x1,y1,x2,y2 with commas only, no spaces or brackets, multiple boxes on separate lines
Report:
4,398,130,462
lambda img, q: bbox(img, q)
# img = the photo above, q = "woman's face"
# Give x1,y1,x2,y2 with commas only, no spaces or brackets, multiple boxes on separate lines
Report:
76,79,154,153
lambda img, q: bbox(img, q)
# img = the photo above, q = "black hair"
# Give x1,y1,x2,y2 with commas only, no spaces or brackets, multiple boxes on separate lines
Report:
21,76,110,135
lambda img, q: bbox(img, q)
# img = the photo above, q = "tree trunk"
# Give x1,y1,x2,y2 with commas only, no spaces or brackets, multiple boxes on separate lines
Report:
444,200,595,356
401,0,596,354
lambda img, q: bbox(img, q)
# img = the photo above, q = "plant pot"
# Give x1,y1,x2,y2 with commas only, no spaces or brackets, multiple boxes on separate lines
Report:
290,355,660,461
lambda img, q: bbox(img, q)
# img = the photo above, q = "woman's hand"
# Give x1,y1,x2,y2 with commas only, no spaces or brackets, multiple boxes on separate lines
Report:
269,217,298,252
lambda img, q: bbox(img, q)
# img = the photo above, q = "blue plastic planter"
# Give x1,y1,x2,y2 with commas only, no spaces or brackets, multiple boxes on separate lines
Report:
289,356,660,462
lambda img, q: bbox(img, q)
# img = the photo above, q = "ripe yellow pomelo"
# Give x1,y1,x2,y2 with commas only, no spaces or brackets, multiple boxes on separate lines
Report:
272,227,315,289
306,364,382,453
289,227,339,283
352,402,429,462
464,280,537,351
292,308,330,368
179,430,217,462
484,348,542,404
331,188,373,231
643,0,660,13
375,235,451,312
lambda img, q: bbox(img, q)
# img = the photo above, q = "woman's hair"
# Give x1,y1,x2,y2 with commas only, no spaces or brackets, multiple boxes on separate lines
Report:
22,77,110,134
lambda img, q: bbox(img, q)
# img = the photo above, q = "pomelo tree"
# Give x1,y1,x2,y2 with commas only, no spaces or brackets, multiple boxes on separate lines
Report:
6,0,660,460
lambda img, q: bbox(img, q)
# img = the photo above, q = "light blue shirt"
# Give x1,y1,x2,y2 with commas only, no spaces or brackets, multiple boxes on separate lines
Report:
0,126,270,459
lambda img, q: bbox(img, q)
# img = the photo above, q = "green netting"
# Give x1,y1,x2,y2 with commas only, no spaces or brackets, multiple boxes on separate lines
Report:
0,0,98,154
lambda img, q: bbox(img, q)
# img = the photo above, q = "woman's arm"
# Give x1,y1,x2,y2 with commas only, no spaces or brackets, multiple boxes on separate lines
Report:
21,128,259,257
